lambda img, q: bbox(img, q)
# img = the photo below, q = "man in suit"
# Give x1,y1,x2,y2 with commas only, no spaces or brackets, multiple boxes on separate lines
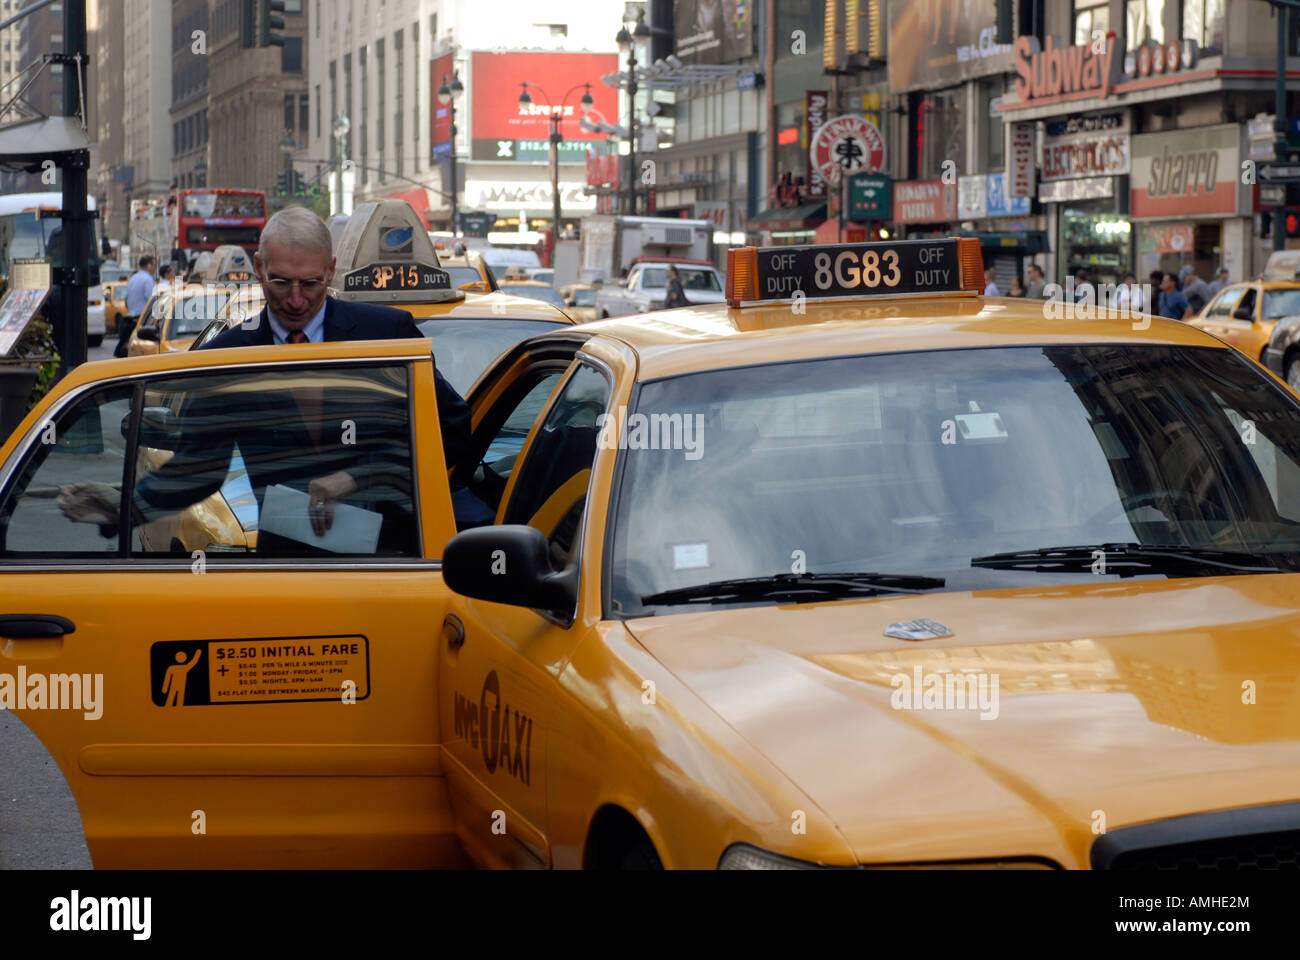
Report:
58,207,479,550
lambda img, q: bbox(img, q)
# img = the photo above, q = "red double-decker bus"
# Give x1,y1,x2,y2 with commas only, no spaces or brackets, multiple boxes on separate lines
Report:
132,188,266,269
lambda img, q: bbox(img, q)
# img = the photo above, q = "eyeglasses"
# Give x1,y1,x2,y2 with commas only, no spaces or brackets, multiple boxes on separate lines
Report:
265,276,328,294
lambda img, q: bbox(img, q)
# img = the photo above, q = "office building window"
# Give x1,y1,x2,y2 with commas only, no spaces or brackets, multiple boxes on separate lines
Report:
316,0,320,37
299,94,309,146
315,83,321,138
344,53,352,159
1182,0,1224,53
360,46,368,184
282,37,303,73
1126,0,1165,50
377,38,385,167
285,93,295,131
1074,0,1109,46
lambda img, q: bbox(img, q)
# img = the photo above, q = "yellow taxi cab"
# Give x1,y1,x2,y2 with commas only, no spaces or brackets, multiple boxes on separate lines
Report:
126,247,256,357
432,243,498,293
1189,278,1300,366
103,280,127,333
10,236,1300,870
559,283,597,322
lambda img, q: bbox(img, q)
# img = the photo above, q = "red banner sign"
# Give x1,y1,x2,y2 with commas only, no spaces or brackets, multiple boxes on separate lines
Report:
805,90,828,200
893,180,957,223
431,54,455,153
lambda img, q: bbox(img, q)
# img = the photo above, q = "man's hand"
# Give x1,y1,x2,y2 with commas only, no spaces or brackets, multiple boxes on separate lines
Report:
307,470,357,536
57,481,122,528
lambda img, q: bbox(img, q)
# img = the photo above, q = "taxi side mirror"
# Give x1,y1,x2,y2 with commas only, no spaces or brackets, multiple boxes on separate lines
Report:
137,324,160,341
442,525,577,615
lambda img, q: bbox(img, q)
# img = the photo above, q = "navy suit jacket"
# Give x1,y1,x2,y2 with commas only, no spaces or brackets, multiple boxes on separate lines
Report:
201,296,472,475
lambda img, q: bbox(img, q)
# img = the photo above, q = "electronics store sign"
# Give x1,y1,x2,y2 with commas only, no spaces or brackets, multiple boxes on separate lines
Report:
1041,131,1130,181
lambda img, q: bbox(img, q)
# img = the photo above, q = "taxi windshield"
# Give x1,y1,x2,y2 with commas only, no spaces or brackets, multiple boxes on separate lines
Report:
1262,289,1300,319
155,288,233,336
445,266,483,289
500,283,564,308
418,317,569,394
570,288,597,306
611,345,1300,614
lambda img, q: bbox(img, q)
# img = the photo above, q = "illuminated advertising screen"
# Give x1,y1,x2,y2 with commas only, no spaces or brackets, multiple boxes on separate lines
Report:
469,51,620,163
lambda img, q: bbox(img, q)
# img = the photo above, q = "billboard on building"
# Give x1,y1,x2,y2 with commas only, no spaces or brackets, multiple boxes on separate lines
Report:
673,0,755,64
430,53,455,159
469,51,620,163
886,0,1013,92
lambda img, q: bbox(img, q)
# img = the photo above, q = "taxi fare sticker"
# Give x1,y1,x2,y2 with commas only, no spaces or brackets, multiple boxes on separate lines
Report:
756,239,961,300
149,636,370,706
344,262,451,292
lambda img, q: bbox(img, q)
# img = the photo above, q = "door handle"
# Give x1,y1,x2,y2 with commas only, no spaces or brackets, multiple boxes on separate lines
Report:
443,614,465,650
0,615,75,638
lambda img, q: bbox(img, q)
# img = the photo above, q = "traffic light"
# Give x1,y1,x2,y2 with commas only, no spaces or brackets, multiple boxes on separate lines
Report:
1288,209,1300,238
239,0,257,47
293,170,305,196
260,0,286,47
995,0,1014,44
277,171,289,196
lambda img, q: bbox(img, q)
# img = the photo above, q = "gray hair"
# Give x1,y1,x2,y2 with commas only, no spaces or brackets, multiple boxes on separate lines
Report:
258,206,332,266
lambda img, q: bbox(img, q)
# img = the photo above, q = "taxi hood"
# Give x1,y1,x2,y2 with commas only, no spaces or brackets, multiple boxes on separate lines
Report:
623,575,1300,865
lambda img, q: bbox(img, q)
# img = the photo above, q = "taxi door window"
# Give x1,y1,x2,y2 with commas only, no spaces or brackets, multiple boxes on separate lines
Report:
1234,289,1257,321
0,386,134,557
126,363,419,558
462,371,565,520
503,363,610,566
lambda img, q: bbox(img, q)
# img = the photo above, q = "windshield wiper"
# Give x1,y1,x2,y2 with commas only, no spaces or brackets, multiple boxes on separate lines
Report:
970,543,1283,577
641,571,946,606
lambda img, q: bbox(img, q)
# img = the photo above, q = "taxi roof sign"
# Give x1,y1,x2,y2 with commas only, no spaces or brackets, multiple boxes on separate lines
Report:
726,238,984,307
203,244,255,283
333,199,457,303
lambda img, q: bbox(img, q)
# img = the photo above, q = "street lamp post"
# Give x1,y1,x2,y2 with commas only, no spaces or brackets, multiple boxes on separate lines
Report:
616,12,650,215
518,81,594,259
437,71,464,235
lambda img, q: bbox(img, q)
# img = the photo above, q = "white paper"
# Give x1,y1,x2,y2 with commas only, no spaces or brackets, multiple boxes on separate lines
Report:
259,484,383,554
673,542,710,570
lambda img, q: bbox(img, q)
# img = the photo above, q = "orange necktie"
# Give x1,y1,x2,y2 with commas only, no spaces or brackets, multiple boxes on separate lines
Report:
287,330,323,447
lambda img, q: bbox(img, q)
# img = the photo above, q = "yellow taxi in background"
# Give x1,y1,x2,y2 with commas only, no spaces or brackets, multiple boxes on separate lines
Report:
103,280,127,333
126,283,237,356
559,283,598,321
434,244,498,292
12,236,1300,871
1189,279,1300,365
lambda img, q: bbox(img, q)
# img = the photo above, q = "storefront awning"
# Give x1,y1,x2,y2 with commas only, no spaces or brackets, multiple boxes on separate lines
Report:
956,230,1050,255
749,203,827,231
